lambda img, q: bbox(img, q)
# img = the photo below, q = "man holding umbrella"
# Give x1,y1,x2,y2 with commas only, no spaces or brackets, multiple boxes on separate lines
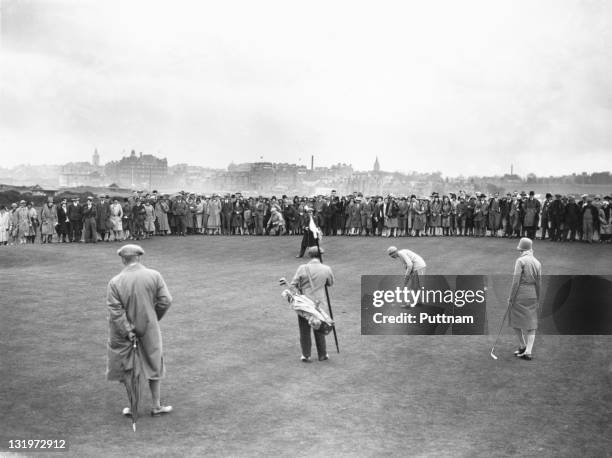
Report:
106,244,173,425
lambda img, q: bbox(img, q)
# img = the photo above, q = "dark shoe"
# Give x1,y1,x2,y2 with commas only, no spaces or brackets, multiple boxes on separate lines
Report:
318,354,329,361
151,405,173,416
300,355,311,363
514,347,527,356
519,353,533,361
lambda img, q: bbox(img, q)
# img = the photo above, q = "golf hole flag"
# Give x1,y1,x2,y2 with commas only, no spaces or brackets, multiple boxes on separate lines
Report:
309,215,320,239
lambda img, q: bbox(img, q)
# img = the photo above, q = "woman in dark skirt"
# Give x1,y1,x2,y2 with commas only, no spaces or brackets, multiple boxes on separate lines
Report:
508,237,542,360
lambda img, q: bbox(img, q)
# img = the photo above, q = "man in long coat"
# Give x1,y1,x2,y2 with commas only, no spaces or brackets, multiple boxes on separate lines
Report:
40,197,58,243
106,244,173,417
522,191,541,239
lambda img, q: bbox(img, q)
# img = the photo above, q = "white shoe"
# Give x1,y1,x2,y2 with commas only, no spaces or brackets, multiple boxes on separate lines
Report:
122,407,132,417
151,405,173,416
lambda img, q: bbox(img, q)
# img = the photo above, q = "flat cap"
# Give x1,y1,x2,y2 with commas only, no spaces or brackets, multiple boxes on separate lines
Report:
117,244,145,257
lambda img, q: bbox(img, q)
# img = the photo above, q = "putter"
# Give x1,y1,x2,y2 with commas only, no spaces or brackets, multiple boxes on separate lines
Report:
490,302,512,360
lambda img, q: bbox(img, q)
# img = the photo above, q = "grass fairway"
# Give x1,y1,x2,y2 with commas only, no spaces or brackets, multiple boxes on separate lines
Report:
1,236,611,457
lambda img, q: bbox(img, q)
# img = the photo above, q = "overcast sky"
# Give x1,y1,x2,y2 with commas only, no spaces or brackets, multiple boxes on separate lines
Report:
1,0,610,176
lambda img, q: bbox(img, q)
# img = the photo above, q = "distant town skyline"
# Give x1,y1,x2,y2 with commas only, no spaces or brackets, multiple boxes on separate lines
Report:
1,1,611,176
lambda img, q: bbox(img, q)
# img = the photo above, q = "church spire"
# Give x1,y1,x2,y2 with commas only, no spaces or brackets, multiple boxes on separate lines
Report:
373,156,380,172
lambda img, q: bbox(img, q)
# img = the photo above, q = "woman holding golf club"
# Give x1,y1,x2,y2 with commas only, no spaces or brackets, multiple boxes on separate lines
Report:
508,237,542,360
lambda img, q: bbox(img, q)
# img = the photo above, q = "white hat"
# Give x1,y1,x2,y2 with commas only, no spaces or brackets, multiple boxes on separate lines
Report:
387,246,398,255
516,238,532,251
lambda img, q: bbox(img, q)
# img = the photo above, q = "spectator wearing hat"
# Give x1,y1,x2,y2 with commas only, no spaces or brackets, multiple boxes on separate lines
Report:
344,197,354,235
109,197,124,241
67,197,83,242
473,194,486,237
82,197,98,243
413,197,428,237
185,194,195,235
500,193,512,237
581,197,598,243
507,237,542,361
448,194,458,236
0,205,10,246
345,196,359,236
549,194,565,241
563,196,580,241
369,196,381,236
335,196,346,235
440,195,452,236
96,194,112,242
429,194,442,236
540,193,553,240
206,194,222,235
397,197,409,237
155,195,170,236
509,194,522,238
454,196,467,236
231,197,244,235
599,198,611,243
522,191,540,239
24,201,38,244
144,199,156,238
172,194,187,236
132,198,147,240
121,198,132,240
360,196,375,236
488,193,502,237
465,196,476,237
385,196,400,237
107,244,173,418
56,197,70,242
289,246,334,362
40,197,58,244
220,195,233,235
9,203,19,245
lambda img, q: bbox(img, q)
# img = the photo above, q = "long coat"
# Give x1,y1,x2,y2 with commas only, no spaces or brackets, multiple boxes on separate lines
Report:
16,206,33,237
523,198,540,227
207,199,222,228
40,204,58,235
155,200,170,232
508,250,541,330
106,263,172,382
0,210,10,242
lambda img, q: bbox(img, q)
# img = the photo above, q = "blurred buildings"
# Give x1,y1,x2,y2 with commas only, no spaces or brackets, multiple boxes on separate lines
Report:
1,149,610,196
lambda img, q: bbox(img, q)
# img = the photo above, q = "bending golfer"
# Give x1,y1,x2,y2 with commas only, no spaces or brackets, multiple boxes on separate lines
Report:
387,246,426,300
508,237,542,361
290,246,334,362
106,244,174,417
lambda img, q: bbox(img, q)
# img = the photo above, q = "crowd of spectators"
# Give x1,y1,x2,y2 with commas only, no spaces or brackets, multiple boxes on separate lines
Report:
1,189,611,245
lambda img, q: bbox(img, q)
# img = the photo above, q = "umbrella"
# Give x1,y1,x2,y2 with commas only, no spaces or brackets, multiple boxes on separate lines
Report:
124,337,145,432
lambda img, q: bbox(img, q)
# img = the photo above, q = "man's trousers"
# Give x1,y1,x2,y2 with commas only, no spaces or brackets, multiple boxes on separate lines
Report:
298,315,327,359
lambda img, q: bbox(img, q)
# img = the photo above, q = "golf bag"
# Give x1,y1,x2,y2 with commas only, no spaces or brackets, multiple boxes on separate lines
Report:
281,289,334,335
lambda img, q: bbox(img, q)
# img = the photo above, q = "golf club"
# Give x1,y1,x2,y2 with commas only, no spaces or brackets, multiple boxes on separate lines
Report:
490,301,512,360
